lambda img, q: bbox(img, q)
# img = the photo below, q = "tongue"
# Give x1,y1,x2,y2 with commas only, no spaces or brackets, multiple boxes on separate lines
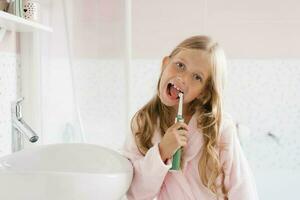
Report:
170,85,179,100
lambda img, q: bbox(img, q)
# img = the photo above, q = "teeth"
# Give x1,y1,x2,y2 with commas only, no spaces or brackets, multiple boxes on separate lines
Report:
170,82,183,93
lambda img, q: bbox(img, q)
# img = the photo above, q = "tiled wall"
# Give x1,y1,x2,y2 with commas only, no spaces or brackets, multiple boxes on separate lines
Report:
224,60,300,170
73,60,127,150
0,53,21,157
41,59,127,151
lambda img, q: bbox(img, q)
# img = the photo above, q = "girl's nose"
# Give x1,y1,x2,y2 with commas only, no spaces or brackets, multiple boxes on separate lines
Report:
175,76,184,82
175,76,186,86
176,74,188,84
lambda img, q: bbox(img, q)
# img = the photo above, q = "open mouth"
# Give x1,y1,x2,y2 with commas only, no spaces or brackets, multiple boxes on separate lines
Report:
167,83,184,100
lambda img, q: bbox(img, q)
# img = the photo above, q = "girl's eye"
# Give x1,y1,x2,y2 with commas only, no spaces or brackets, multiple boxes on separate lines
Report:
193,74,202,82
175,62,185,70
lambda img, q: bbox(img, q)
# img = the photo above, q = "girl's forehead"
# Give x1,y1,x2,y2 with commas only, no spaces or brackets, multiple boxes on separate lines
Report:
174,49,211,77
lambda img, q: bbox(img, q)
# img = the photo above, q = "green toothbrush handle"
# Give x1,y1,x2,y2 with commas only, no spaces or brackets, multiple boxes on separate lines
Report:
170,117,184,170
171,147,182,170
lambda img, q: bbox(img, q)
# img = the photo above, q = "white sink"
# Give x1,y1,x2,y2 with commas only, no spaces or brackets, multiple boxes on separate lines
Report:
0,143,133,200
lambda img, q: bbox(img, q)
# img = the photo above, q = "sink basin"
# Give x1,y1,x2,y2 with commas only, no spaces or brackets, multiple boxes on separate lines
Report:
0,143,133,200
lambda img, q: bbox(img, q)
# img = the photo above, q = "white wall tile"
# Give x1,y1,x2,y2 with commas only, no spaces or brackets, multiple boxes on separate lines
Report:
73,59,127,150
224,59,300,170
132,0,206,59
207,0,300,22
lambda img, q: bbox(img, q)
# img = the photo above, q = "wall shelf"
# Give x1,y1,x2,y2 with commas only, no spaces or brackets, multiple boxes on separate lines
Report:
0,11,52,33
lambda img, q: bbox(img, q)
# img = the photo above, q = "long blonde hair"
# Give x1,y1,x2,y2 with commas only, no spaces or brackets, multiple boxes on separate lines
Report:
131,35,228,197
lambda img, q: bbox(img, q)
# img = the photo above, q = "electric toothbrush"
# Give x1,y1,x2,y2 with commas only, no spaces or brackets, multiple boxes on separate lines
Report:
170,92,184,170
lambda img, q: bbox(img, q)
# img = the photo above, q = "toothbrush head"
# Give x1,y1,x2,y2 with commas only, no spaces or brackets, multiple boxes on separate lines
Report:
178,92,183,99
178,93,183,116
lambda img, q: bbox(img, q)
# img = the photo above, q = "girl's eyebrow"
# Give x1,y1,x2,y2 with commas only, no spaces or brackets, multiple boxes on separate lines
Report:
177,57,205,78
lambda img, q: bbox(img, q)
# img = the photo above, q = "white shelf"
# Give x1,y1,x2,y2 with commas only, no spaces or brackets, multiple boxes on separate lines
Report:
0,11,52,33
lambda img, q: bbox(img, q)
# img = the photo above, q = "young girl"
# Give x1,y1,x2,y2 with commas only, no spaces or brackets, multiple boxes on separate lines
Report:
123,35,259,200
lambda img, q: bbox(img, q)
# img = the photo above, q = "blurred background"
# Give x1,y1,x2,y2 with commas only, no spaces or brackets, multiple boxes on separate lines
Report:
0,0,299,199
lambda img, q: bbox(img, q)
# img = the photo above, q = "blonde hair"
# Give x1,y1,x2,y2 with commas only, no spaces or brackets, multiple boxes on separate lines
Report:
131,35,228,197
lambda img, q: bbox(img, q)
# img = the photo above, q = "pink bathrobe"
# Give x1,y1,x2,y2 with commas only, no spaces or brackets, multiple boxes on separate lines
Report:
123,113,259,200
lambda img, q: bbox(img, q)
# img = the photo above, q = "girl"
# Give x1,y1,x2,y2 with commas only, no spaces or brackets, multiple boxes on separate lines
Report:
123,35,259,200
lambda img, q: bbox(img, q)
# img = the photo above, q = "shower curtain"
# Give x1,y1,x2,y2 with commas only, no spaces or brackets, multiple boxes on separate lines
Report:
40,0,129,149
39,0,84,144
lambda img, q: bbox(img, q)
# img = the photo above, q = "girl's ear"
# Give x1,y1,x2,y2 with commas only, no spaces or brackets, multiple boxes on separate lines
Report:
161,56,170,71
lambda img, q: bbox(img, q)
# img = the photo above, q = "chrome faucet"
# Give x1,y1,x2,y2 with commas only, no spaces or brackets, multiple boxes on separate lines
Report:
11,97,39,152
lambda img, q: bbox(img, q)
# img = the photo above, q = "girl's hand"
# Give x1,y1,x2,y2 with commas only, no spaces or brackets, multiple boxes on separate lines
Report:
158,122,189,162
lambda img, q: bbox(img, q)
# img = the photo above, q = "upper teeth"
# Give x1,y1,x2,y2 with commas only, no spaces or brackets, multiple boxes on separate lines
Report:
170,82,183,93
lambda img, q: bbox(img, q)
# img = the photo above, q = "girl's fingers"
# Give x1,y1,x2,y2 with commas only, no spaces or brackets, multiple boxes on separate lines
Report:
177,129,188,136
177,131,188,145
173,122,189,131
179,137,187,143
